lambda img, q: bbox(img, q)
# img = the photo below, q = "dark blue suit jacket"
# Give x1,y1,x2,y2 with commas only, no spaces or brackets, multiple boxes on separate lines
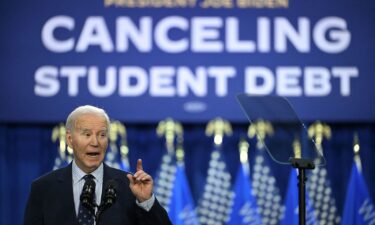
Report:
24,164,172,225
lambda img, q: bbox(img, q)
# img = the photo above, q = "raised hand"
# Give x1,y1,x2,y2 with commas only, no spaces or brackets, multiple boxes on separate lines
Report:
126,159,153,202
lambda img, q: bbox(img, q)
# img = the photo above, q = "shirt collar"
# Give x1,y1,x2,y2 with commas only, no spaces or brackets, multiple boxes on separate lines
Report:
72,160,104,185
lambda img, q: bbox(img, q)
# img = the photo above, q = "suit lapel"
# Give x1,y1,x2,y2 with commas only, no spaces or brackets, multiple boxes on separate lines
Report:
56,164,79,224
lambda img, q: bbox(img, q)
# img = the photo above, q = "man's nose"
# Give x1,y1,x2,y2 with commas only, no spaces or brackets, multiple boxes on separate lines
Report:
90,135,99,146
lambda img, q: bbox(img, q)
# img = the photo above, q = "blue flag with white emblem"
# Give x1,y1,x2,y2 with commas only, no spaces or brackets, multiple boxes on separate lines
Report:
341,162,375,225
280,169,319,225
227,163,262,225
169,163,200,225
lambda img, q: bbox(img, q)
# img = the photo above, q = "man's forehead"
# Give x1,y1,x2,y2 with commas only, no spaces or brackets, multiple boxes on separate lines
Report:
74,115,108,130
76,126,108,131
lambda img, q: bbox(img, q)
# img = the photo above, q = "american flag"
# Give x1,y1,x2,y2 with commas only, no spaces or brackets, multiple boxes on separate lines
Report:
227,139,262,225
251,146,284,225
52,123,73,170
154,118,183,211
105,121,130,171
197,145,234,225
154,152,177,211
307,122,340,225
307,166,340,225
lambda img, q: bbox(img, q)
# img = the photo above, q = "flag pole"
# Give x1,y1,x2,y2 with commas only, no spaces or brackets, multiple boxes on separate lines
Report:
353,132,362,172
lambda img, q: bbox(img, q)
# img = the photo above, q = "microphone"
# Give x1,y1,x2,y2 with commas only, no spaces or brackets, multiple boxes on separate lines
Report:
80,178,96,213
103,180,117,207
95,180,117,224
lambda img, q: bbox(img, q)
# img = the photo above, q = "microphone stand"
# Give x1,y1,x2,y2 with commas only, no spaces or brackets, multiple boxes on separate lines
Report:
94,188,116,225
81,180,116,225
95,205,102,225
94,201,113,224
289,158,315,225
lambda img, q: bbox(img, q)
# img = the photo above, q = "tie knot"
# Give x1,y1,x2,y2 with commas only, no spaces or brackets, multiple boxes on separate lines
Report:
83,174,95,181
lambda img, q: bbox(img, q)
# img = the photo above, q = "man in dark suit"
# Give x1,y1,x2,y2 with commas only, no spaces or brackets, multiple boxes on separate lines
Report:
24,105,172,225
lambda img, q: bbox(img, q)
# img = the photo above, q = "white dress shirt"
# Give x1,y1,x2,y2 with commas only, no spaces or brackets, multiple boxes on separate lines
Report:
72,160,103,215
72,160,155,217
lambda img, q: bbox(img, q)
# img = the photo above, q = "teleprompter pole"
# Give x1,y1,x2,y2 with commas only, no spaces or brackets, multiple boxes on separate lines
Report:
290,158,315,225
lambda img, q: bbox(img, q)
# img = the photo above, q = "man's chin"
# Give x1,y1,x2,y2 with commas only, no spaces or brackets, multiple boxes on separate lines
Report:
84,160,103,171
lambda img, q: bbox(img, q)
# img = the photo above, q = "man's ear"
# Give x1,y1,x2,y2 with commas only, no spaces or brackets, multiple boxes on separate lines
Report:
66,130,73,148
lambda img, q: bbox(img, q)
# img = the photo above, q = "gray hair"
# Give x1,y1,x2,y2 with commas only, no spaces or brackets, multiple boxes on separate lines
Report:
65,105,110,132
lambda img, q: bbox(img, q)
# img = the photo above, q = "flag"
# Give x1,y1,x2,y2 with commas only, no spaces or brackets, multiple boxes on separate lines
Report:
153,115,200,224
51,123,73,170
105,121,130,171
280,169,319,225
169,162,201,225
251,147,284,225
307,164,340,225
154,146,200,225
341,162,375,225
154,117,185,210
306,122,340,225
154,152,177,211
52,151,72,170
105,142,130,171
227,163,262,225
197,146,234,225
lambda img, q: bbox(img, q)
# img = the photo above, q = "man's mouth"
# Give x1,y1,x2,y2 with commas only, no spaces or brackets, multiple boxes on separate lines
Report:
87,152,100,157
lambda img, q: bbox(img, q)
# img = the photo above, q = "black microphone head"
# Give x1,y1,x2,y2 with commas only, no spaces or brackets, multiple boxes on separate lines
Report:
96,180,117,222
104,179,117,206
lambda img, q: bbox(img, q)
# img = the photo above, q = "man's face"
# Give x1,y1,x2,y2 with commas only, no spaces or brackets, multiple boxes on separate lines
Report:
67,113,108,173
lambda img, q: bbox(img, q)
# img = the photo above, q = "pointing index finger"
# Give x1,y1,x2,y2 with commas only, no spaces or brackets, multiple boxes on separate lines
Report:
136,159,143,171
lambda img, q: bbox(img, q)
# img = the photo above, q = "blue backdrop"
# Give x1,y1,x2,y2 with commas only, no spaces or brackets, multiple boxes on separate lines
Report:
1,123,374,225
1,0,375,122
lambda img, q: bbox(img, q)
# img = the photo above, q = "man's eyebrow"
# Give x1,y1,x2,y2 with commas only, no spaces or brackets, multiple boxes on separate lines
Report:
78,128,91,132
78,128,108,132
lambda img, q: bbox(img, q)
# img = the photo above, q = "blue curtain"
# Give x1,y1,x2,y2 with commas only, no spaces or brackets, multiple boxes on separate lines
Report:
1,123,375,225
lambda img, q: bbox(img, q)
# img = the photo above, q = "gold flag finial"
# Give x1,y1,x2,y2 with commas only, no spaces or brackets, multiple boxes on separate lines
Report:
51,123,72,159
109,121,129,164
205,117,232,146
247,119,274,149
51,123,73,169
308,121,331,153
52,123,65,155
239,138,249,164
157,118,183,154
